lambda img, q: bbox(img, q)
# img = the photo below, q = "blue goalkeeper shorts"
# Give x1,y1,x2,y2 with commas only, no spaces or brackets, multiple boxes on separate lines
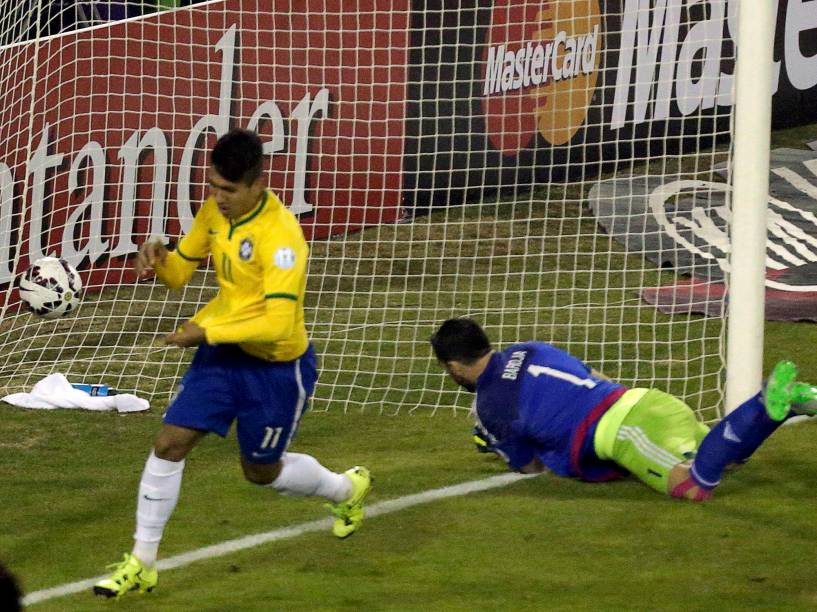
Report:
163,343,318,464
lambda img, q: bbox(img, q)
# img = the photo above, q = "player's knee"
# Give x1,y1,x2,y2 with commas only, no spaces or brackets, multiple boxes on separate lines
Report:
241,459,282,486
243,470,273,486
153,425,202,461
153,435,193,461
153,442,188,462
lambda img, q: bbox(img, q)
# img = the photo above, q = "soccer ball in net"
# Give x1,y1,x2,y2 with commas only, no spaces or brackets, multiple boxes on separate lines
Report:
19,257,82,319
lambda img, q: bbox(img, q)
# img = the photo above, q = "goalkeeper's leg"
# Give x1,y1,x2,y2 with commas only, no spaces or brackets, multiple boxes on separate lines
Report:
603,389,708,498
687,361,815,495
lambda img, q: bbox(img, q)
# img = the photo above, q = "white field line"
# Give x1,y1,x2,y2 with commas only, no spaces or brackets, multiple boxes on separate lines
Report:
23,472,533,606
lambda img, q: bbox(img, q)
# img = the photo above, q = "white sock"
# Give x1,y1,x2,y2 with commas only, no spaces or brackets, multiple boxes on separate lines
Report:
132,451,185,566
270,452,351,502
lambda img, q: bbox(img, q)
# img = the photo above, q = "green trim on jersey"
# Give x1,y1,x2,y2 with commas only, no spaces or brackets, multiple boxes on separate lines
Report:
175,245,205,261
229,191,268,239
603,389,710,494
264,292,298,301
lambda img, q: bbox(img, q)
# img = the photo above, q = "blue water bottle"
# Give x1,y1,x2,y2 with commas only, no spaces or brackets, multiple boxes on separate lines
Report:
71,383,112,396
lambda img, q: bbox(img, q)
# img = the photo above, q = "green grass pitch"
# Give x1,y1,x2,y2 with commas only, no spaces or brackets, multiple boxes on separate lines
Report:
5,400,817,611
3,124,817,610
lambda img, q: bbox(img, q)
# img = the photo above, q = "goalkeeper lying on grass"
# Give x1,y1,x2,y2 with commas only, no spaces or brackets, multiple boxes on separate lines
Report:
431,317,817,501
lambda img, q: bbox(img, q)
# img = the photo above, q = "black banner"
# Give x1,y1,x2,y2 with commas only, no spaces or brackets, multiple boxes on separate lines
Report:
404,0,817,209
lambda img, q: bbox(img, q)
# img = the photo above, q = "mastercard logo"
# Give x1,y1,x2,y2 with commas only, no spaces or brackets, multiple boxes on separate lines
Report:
482,0,602,155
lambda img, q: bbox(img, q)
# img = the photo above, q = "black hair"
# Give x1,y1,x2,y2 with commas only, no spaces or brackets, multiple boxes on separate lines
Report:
210,128,264,185
430,318,492,365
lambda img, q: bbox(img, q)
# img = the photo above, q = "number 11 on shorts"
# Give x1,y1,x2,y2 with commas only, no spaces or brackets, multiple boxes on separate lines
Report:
260,426,283,450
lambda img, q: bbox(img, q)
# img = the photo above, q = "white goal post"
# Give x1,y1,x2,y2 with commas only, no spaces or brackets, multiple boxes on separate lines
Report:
724,0,776,413
0,0,793,422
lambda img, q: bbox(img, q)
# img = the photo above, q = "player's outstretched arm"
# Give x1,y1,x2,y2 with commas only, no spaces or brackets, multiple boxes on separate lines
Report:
165,321,206,348
134,239,168,278
134,237,201,289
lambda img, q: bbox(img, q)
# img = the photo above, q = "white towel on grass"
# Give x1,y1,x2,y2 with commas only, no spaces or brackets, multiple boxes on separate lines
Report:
2,373,149,413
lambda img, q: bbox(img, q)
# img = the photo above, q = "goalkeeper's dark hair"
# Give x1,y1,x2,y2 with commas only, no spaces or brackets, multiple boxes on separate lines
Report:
430,318,492,364
211,128,264,185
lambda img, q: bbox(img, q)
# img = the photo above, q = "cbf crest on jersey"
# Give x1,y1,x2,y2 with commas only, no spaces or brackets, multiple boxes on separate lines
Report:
238,238,254,261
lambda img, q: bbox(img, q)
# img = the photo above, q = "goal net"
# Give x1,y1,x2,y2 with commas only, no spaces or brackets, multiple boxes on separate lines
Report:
0,0,747,422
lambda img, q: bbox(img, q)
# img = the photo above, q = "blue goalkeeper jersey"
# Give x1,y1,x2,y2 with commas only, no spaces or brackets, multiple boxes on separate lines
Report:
474,342,628,481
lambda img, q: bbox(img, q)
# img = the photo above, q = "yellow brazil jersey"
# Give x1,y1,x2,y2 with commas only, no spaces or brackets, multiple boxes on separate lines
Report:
152,190,309,362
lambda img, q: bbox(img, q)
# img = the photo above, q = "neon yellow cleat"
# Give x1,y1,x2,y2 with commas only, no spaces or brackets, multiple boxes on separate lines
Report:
326,466,372,539
92,553,157,599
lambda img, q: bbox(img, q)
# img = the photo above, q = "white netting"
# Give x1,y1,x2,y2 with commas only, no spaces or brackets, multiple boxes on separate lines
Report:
0,1,737,421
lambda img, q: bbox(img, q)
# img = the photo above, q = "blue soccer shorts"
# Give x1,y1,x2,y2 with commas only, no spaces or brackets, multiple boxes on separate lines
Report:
163,343,318,464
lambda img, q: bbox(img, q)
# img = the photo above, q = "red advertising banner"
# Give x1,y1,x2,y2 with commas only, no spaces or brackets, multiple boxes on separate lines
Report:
0,0,410,297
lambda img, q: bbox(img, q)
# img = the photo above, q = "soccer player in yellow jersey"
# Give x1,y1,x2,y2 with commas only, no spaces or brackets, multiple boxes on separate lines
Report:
94,129,372,600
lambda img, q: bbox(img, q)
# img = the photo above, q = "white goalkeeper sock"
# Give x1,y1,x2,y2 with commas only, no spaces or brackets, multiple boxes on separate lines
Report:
270,452,351,503
132,451,185,566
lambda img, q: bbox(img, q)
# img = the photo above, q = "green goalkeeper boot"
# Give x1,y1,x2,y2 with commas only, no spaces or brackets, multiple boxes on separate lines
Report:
326,466,372,539
763,360,817,421
764,360,799,421
93,553,157,599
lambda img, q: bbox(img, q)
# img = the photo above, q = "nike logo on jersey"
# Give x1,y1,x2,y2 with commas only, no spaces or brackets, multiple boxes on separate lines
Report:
723,422,742,443
142,495,168,501
208,229,219,235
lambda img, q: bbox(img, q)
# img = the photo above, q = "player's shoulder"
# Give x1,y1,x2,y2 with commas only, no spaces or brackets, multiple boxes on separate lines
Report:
184,198,222,239
264,189,286,209
200,196,219,214
257,191,294,224
258,192,307,241
259,190,289,218
523,340,572,358
529,342,593,376
252,192,307,268
500,340,557,359
506,341,588,373
195,197,220,222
